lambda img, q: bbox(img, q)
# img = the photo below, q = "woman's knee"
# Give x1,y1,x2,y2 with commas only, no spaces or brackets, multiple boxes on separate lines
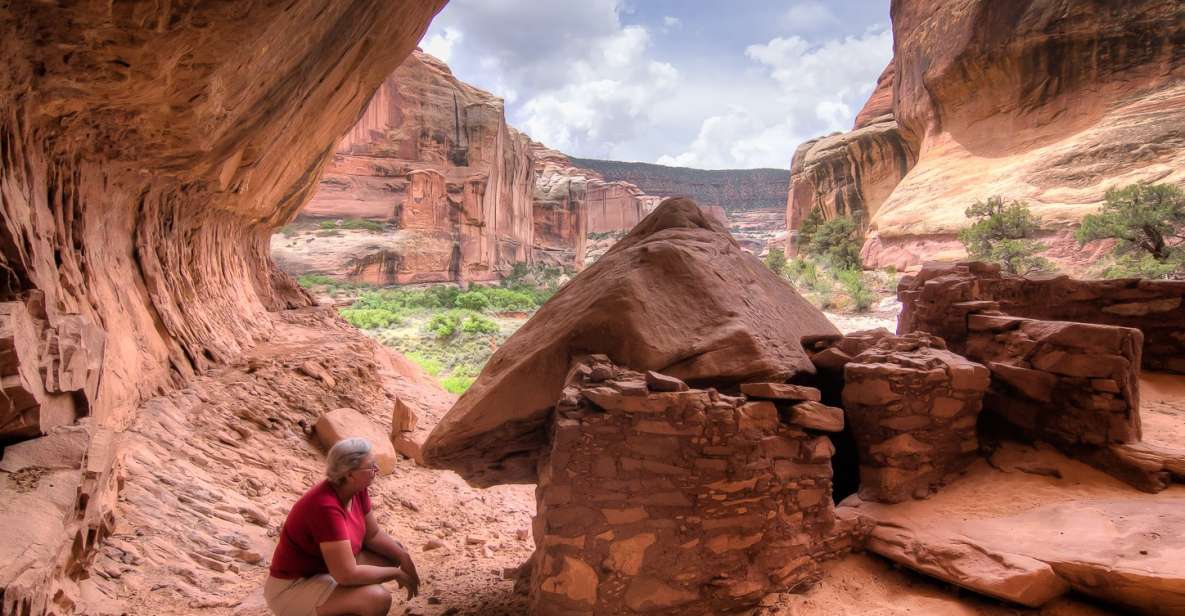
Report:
361,584,392,616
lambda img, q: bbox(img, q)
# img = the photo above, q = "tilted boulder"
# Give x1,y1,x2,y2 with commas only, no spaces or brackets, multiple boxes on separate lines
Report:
423,198,839,486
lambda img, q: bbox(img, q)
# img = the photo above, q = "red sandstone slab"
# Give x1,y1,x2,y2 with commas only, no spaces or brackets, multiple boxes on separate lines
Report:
786,401,844,432
741,382,822,402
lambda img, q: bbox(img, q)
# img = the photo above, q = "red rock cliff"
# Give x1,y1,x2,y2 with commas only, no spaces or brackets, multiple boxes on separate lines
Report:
531,142,652,236
788,0,1185,268
0,1,443,610
279,50,536,284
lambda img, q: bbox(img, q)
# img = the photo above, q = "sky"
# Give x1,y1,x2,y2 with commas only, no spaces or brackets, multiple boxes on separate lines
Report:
421,1,891,170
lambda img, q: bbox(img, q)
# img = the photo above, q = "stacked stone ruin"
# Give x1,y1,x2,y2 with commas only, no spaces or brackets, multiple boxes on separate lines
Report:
840,332,990,503
529,356,860,615
422,203,1185,615
896,261,1185,492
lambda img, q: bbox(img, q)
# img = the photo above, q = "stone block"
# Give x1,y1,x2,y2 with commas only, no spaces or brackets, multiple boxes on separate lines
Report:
741,382,822,402
314,407,398,474
786,401,844,432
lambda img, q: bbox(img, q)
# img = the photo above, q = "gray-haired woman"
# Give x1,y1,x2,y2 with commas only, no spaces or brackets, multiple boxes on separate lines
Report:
264,437,419,616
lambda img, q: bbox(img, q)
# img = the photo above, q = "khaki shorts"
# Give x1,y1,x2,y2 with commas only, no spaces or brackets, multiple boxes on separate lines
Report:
264,574,336,616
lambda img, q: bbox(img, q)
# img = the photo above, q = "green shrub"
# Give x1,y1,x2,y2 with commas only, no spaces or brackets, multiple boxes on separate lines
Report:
455,291,492,312
807,275,835,310
798,207,824,241
785,257,818,285
461,313,499,335
804,215,863,271
1100,252,1185,280
405,352,442,377
837,269,876,313
340,307,402,330
427,311,463,338
297,274,336,288
441,375,475,394
1077,183,1185,279
340,218,386,232
318,220,339,230
764,248,788,276
958,197,1051,275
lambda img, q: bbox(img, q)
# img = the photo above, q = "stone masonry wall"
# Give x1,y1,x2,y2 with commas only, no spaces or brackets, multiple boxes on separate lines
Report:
841,333,990,503
963,314,1143,448
898,261,1185,374
529,357,849,615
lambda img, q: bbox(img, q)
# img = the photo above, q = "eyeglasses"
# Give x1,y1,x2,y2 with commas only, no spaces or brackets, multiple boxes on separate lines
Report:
357,463,380,474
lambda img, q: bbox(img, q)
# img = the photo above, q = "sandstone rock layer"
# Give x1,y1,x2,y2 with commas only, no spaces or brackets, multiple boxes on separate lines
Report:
787,0,1185,268
273,50,536,284
0,2,443,611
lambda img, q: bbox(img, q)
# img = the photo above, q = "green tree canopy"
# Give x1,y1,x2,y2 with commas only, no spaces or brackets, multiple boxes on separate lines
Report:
805,214,863,271
1076,183,1185,261
957,197,1051,275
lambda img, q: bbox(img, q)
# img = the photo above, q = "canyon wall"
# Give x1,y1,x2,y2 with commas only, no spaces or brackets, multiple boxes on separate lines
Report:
273,50,536,284
534,143,652,236
0,1,443,610
573,158,790,212
787,0,1185,269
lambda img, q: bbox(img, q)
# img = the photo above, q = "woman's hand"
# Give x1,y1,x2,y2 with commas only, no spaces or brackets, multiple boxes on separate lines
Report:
393,541,421,590
393,567,419,599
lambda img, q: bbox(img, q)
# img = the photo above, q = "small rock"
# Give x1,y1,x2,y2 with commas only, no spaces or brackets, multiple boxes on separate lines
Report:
645,370,689,392
423,539,445,551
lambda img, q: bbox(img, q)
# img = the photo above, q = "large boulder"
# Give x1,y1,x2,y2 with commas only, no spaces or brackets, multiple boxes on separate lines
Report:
423,199,839,485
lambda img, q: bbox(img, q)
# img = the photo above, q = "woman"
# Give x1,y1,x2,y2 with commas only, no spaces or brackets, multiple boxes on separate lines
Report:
265,437,420,616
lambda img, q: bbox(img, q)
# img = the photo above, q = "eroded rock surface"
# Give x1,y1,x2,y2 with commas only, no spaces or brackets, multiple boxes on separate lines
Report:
0,1,444,611
786,0,1185,268
845,444,1185,615
424,199,839,486
272,50,536,284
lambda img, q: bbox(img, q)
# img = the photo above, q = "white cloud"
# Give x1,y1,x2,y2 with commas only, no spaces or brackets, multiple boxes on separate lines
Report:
420,27,462,63
656,28,892,168
425,0,680,159
780,1,840,32
423,1,892,169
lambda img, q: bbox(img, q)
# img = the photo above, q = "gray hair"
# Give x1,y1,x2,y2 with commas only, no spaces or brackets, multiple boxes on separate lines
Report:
326,437,373,485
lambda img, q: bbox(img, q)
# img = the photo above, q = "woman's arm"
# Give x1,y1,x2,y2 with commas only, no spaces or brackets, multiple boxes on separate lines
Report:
363,512,420,590
319,540,408,588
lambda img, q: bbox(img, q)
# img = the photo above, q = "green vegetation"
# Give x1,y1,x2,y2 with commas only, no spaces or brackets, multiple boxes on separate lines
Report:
958,197,1051,275
340,218,387,232
440,375,476,395
763,248,788,277
771,209,883,313
803,214,862,271
297,274,337,288
339,307,402,330
837,269,876,312
323,261,573,396
1076,183,1185,279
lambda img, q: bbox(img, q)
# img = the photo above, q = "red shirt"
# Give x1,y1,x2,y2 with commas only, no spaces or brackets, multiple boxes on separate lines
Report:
269,481,372,579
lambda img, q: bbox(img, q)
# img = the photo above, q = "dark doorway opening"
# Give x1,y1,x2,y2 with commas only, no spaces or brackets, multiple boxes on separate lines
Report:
829,426,861,503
